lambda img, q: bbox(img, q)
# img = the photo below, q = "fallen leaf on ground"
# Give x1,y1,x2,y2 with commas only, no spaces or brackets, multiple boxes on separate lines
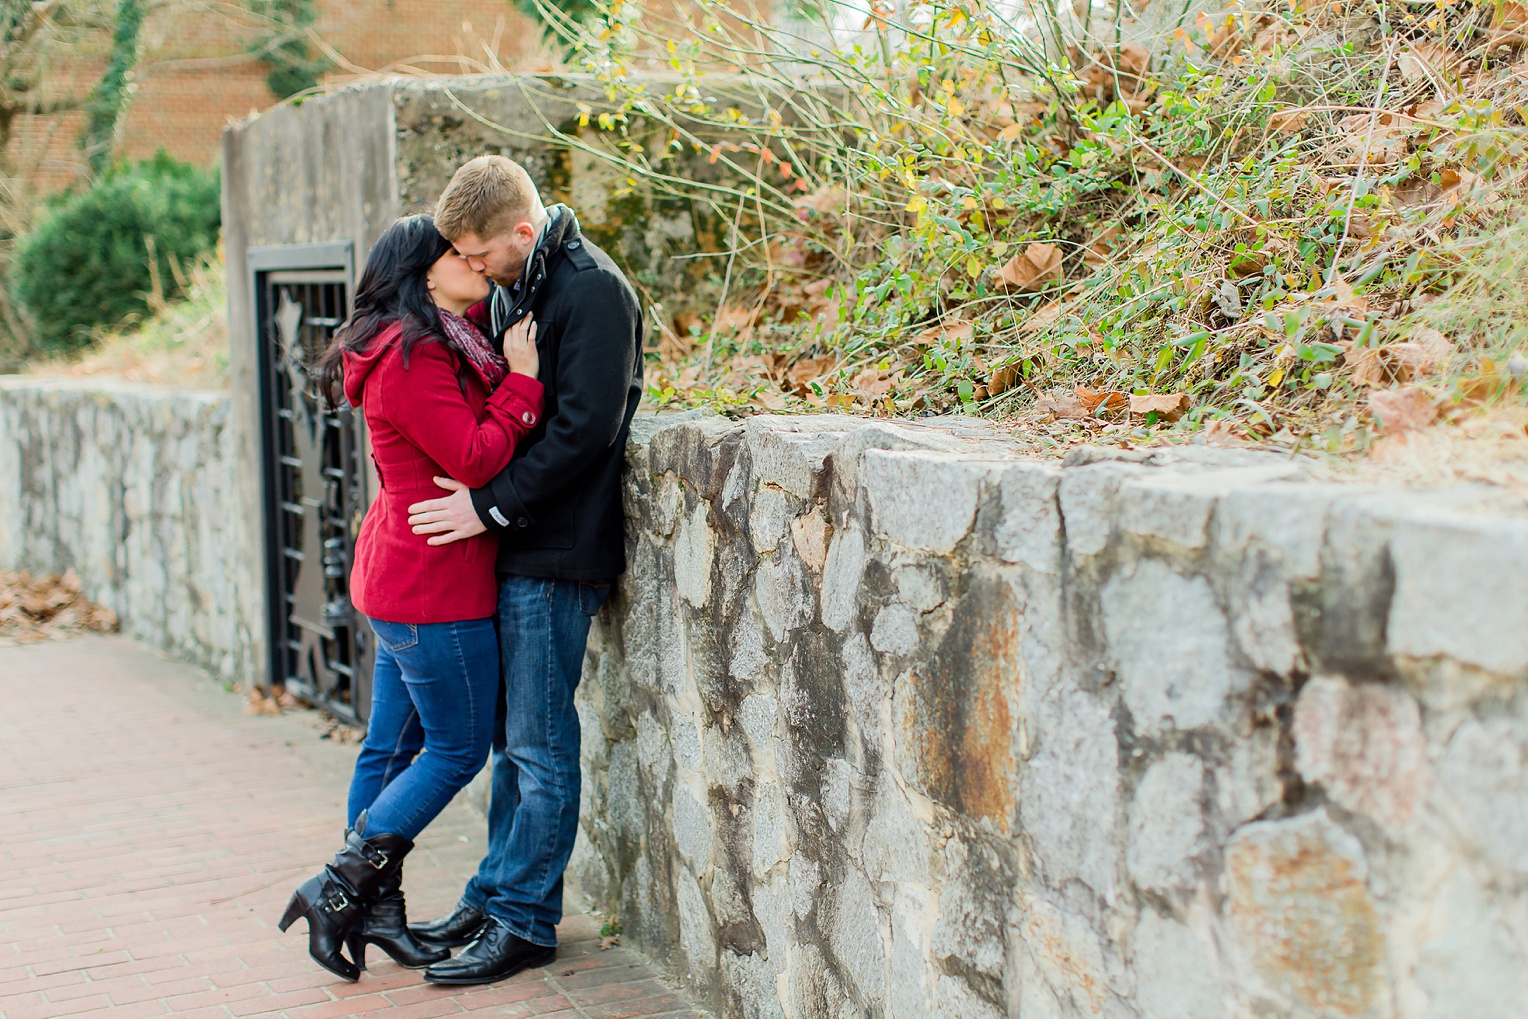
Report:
1387,326,1452,378
0,569,118,646
1129,392,1191,421
989,362,1022,396
1075,385,1129,414
996,243,1063,291
1369,386,1439,431
1034,389,1089,419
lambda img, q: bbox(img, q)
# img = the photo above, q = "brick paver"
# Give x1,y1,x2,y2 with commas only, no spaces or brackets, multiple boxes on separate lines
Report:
0,636,707,1019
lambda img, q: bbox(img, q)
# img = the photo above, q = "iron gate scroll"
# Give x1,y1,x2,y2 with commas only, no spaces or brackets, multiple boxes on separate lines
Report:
251,243,373,726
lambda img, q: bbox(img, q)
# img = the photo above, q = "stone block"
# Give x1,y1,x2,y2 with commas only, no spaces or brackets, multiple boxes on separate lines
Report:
892,562,948,613
820,521,867,633
749,484,796,554
1388,509,1528,678
674,499,716,608
1058,461,1144,557
791,511,831,573
1127,753,1208,895
1225,809,1388,1017
826,867,888,1003
992,461,1063,573
1293,675,1431,834
1439,715,1528,874
1019,682,1120,902
743,415,851,499
1101,559,1253,736
870,603,921,657
863,449,1007,554
1120,466,1300,553
1130,910,1229,1019
757,556,814,642
676,865,719,975
896,569,1026,832
931,838,1007,981
1410,866,1528,1019
673,784,714,870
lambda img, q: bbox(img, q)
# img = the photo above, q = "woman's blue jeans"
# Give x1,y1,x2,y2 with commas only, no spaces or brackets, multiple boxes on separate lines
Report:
346,616,498,841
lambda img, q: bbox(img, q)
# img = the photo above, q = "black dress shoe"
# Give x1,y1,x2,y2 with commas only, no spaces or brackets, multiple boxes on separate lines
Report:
423,918,556,985
409,902,489,949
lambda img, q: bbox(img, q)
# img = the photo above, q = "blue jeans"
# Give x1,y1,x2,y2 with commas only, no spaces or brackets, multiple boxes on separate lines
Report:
461,576,609,946
346,617,498,841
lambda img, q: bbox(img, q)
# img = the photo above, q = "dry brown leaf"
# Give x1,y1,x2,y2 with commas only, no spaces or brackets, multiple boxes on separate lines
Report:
1491,1,1528,45
1369,386,1440,431
1387,326,1452,377
1269,109,1309,133
1020,300,1064,334
1129,392,1191,421
851,368,897,397
1344,344,1388,387
1034,389,1089,419
784,356,835,394
916,319,976,347
989,362,1022,396
996,243,1063,291
1076,385,1129,414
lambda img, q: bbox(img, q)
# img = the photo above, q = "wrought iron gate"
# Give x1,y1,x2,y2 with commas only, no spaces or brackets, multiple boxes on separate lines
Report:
251,243,372,726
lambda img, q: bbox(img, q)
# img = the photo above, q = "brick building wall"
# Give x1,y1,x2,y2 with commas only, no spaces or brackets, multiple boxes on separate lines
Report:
14,0,540,193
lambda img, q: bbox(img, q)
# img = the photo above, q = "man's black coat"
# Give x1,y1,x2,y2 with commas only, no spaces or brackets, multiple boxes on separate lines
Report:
467,207,643,582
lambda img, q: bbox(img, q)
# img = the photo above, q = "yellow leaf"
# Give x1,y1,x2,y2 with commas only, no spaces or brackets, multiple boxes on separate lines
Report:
961,196,980,210
905,195,928,213
1268,367,1286,387
966,256,984,278
997,122,1025,143
947,99,966,117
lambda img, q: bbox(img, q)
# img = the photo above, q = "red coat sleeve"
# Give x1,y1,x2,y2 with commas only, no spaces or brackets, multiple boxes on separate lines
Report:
373,341,544,488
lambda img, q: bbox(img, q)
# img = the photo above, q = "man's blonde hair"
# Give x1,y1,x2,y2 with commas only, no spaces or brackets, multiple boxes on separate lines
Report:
434,155,543,240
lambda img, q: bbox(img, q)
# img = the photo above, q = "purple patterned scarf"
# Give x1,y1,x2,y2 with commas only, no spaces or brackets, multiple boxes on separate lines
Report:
438,307,509,392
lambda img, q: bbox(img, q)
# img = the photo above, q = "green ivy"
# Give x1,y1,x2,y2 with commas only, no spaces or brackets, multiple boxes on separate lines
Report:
248,0,329,100
80,0,145,174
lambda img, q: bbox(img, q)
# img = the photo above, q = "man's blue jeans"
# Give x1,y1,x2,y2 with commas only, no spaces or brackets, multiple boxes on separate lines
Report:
347,617,498,841
461,576,609,946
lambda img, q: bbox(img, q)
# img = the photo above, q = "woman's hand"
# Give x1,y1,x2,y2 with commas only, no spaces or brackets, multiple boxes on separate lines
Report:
505,315,539,379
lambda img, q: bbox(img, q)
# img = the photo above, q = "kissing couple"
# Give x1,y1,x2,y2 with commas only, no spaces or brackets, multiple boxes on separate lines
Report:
279,154,643,985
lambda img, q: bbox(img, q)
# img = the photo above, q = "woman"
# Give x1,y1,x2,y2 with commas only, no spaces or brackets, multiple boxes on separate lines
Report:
278,215,542,982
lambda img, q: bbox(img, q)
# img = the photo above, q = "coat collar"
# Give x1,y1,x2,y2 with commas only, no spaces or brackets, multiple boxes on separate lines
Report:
490,205,581,340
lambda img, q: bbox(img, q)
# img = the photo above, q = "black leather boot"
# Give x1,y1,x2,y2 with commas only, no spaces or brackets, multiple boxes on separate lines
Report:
423,918,556,985
409,902,490,949
345,869,450,970
277,812,413,982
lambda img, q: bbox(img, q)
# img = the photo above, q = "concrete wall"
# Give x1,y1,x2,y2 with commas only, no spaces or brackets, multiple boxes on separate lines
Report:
0,378,255,681
571,411,1528,1019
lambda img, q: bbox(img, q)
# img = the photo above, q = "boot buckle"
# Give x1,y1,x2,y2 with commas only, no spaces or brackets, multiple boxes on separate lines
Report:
362,845,391,870
322,888,352,912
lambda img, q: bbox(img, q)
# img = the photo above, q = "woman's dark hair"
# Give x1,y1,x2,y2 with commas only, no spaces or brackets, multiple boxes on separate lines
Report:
315,214,459,407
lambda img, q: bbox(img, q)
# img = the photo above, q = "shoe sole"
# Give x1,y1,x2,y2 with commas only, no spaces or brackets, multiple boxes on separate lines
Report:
423,946,556,986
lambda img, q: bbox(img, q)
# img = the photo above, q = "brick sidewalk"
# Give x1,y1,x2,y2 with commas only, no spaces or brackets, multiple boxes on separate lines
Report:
0,636,705,1019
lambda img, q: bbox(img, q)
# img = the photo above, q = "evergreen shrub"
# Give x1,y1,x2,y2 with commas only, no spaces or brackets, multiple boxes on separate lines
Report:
13,152,220,354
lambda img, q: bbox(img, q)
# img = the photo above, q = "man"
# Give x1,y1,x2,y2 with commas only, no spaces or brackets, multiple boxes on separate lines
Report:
403,155,644,985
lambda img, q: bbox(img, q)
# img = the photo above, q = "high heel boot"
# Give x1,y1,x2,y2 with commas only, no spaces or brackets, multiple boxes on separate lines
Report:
277,812,413,981
345,867,450,970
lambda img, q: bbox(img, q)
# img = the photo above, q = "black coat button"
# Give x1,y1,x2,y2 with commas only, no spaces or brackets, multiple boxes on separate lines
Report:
517,517,530,528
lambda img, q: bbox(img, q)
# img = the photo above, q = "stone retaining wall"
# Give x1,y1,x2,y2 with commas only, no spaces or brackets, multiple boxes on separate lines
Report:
571,411,1528,1019
0,378,256,681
